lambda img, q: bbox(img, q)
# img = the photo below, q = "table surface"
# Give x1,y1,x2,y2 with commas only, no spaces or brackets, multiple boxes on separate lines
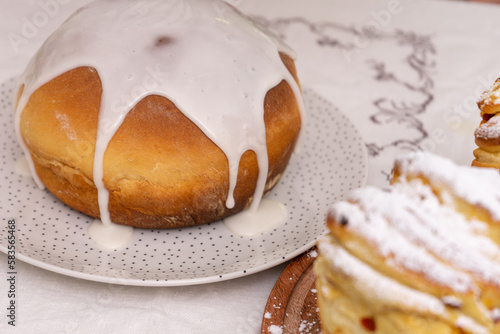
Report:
1,0,500,333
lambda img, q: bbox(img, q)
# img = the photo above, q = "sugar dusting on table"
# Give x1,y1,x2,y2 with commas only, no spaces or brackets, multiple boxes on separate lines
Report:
267,325,283,334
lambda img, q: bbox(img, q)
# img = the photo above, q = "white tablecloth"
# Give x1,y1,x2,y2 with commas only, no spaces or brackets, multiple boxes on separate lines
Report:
1,0,500,333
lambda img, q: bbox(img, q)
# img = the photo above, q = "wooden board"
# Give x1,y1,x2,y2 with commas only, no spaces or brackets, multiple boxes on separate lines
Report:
261,247,321,334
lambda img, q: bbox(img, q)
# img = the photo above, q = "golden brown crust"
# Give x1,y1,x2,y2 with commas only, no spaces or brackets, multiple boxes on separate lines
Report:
474,78,500,164
472,146,500,171
19,53,301,228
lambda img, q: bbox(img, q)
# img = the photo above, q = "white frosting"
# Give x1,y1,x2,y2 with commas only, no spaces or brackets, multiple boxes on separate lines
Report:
14,155,32,177
88,219,134,251
14,0,303,243
223,198,287,237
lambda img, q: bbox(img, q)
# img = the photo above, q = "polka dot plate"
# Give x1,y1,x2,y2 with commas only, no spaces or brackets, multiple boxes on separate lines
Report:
0,78,367,286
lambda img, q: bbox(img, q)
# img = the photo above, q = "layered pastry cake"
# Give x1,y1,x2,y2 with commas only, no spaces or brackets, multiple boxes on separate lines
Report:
474,77,500,169
14,0,303,229
314,152,500,333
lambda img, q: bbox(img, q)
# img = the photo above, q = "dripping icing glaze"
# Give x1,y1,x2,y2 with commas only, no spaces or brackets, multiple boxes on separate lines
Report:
223,198,288,237
14,0,304,244
88,219,134,251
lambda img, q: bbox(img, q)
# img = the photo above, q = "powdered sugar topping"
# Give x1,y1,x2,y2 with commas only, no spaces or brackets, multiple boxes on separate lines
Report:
476,115,500,140
330,190,475,293
317,237,448,316
395,151,500,221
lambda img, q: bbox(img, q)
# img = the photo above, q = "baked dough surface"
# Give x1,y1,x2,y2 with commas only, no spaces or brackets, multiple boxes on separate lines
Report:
19,54,301,228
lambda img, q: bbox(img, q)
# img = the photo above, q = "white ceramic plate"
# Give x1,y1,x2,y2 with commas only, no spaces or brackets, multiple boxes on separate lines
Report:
0,78,367,286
